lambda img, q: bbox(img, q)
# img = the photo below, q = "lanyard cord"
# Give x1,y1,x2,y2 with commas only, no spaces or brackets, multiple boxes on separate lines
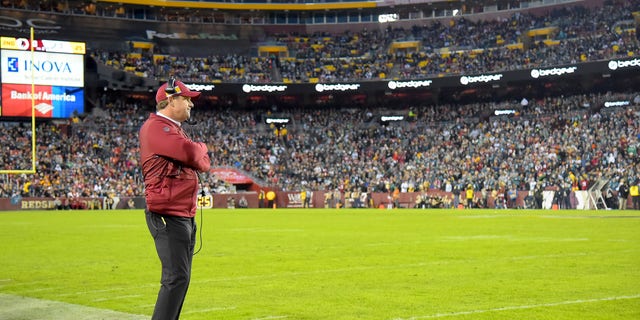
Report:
193,175,205,256
184,121,205,256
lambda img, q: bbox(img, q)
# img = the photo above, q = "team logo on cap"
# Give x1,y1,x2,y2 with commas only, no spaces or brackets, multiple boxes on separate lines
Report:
166,85,182,98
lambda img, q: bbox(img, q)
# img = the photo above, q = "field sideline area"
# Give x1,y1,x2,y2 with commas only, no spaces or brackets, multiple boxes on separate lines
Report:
0,208,639,320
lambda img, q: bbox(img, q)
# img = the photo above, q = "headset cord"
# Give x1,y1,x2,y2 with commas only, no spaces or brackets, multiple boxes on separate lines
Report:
185,122,205,256
193,176,205,256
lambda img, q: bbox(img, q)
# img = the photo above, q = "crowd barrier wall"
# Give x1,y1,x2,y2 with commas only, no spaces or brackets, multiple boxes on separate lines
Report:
2,190,630,211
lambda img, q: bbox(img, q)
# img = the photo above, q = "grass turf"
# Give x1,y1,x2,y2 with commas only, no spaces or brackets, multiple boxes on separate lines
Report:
0,208,639,320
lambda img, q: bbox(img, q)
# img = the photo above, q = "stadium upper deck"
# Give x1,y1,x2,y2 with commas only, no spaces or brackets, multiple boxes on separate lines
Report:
2,0,594,27
2,0,636,109
97,0,378,11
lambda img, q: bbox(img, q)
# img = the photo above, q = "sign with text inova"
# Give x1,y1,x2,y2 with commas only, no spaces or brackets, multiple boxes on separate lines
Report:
1,49,84,87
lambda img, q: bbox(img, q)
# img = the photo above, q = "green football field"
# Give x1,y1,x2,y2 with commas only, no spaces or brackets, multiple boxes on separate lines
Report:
0,208,639,320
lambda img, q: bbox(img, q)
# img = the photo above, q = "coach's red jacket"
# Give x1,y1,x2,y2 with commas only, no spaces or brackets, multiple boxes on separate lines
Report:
140,113,211,217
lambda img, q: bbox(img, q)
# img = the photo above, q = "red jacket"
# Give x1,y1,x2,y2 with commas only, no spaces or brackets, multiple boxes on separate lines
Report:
140,113,211,217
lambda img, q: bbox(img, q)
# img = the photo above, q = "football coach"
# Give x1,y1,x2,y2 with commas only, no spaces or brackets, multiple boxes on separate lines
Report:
139,78,211,320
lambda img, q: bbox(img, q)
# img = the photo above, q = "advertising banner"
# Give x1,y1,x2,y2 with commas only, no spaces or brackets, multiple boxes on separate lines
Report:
210,168,254,184
1,36,85,54
1,49,84,87
1,83,84,117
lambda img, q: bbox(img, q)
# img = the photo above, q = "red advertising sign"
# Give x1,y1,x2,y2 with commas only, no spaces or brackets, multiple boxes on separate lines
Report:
1,83,84,118
210,168,254,184
2,83,53,117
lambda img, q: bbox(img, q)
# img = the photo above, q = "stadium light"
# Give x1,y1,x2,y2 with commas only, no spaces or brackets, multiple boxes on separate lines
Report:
378,13,398,23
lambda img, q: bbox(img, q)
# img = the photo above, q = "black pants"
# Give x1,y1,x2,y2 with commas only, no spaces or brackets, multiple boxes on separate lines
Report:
146,210,196,320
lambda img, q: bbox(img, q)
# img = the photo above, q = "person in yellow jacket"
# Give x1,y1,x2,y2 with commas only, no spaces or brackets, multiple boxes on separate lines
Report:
23,181,32,196
465,184,474,208
301,189,308,208
569,172,579,191
258,189,266,208
630,181,640,210
266,190,276,208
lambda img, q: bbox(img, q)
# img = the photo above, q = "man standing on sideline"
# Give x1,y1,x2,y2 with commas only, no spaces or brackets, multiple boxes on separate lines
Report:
465,184,474,208
301,188,308,208
140,78,211,320
630,180,640,210
618,178,629,210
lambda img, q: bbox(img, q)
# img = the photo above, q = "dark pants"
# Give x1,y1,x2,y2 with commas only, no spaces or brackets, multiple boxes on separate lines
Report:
146,210,196,320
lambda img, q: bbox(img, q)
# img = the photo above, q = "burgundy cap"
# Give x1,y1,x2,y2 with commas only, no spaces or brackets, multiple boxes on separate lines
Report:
155,80,201,103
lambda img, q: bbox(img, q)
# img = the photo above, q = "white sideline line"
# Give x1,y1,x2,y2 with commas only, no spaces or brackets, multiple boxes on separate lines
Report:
456,214,510,218
1,280,48,287
54,284,158,297
392,294,640,320
365,240,425,247
510,252,587,260
439,235,589,242
0,279,85,291
24,287,66,293
93,294,142,302
0,280,52,290
182,306,237,314
229,228,304,233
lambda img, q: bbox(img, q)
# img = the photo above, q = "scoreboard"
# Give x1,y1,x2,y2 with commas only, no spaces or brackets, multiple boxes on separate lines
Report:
0,36,85,118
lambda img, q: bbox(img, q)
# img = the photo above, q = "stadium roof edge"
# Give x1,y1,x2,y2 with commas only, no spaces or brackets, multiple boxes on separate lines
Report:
96,0,379,11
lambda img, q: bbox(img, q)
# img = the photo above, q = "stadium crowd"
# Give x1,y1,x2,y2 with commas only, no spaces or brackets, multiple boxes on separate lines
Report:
1,91,639,207
1,0,639,209
92,50,277,84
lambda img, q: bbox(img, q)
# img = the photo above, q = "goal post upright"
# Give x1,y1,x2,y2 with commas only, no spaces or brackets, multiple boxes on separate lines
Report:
30,26,36,174
0,27,37,175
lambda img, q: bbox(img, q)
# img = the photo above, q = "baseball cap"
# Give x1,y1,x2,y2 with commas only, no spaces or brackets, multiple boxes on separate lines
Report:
155,80,201,103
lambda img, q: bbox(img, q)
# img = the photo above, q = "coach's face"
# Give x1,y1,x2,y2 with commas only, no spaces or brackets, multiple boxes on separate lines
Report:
168,95,194,122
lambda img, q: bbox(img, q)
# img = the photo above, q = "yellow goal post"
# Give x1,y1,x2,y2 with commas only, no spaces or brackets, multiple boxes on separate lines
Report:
0,27,37,175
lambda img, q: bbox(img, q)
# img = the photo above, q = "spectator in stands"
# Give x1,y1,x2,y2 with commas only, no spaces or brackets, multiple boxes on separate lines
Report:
238,195,248,208
618,178,629,210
